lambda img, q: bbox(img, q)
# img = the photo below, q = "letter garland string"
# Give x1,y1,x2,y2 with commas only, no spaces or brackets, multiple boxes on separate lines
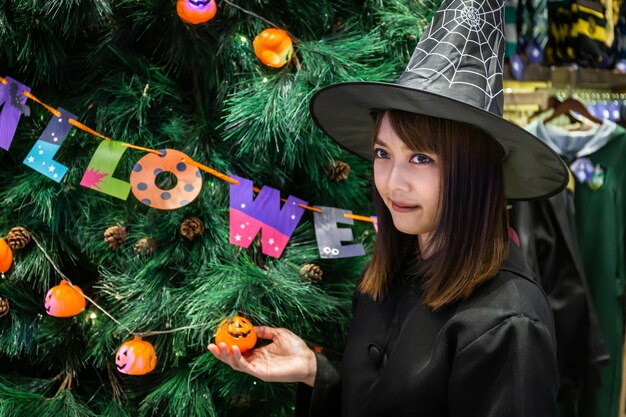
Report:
0,76,379,260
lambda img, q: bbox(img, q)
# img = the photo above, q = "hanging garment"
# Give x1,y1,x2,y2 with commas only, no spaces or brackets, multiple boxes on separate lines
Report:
616,0,626,63
520,0,550,51
506,0,520,57
547,0,575,64
546,0,619,67
570,0,614,67
510,181,609,403
526,118,626,417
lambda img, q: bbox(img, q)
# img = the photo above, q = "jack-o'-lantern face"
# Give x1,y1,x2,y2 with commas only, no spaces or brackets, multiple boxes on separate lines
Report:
176,0,217,24
115,336,157,375
44,280,86,317
0,238,13,273
214,315,257,353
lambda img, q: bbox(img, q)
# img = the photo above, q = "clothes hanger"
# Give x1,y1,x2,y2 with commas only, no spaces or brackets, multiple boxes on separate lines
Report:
543,97,602,125
528,96,573,122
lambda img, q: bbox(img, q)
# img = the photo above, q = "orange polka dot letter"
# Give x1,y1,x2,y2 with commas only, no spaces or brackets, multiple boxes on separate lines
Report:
229,175,307,258
130,149,202,210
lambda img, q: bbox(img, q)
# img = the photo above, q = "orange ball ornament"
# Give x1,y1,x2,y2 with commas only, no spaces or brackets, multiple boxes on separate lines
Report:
0,238,12,273
253,28,294,68
214,315,257,353
176,0,217,25
115,336,157,375
44,280,86,317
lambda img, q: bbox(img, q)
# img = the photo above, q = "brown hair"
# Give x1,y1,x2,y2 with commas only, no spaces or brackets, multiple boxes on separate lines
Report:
358,110,510,310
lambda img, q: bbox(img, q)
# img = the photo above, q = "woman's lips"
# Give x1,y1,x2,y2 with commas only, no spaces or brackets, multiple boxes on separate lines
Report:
391,201,420,212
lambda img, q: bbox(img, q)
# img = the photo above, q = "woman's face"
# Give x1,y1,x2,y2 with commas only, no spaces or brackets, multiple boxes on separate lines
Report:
373,114,441,239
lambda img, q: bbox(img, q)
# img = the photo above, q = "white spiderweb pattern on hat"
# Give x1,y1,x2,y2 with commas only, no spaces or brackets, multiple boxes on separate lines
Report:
405,0,505,101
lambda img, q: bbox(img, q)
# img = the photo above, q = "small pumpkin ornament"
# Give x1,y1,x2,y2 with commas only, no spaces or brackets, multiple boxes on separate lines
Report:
214,315,257,353
0,238,13,273
177,0,217,25
253,28,294,68
44,280,86,317
115,336,157,375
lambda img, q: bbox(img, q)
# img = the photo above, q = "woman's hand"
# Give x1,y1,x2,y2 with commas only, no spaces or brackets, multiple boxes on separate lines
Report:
207,326,317,386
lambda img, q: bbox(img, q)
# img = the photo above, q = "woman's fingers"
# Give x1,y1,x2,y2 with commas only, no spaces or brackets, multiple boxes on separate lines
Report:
207,343,234,363
207,343,259,375
231,345,252,370
253,326,279,340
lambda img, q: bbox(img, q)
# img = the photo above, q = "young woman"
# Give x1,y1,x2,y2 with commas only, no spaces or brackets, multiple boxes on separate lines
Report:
209,0,568,414
209,111,561,416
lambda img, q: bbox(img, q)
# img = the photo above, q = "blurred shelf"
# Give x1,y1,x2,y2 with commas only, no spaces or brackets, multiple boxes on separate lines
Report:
504,63,626,90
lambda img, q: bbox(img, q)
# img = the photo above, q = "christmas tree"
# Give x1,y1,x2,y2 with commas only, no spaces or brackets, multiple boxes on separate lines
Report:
0,1,436,415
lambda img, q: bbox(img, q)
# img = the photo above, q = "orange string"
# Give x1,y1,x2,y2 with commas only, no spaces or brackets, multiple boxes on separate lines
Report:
21,92,61,117
67,119,113,141
345,213,376,223
301,204,323,213
182,158,239,185
123,144,163,155
285,200,322,213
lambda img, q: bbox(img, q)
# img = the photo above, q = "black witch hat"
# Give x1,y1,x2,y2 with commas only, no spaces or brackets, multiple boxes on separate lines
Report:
309,0,567,200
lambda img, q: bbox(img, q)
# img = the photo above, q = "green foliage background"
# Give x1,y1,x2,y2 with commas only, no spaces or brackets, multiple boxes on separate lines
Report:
0,1,436,415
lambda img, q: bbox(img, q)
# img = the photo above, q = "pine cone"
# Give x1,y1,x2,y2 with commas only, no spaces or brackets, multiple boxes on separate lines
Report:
332,17,346,33
327,160,351,182
180,217,205,240
233,394,252,408
299,263,323,283
134,237,157,256
0,297,9,318
7,226,31,250
104,225,127,250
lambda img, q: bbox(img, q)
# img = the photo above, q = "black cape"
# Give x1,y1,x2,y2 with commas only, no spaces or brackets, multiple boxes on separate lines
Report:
511,191,609,402
296,242,559,417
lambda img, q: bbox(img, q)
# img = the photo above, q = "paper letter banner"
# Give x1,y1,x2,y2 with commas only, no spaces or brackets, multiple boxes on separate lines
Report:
130,149,202,210
229,174,307,258
80,141,132,200
22,108,76,182
313,206,366,259
0,77,31,151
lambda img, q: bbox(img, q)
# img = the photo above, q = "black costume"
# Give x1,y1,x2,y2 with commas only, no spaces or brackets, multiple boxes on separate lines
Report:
511,188,609,403
297,242,559,417
303,0,568,413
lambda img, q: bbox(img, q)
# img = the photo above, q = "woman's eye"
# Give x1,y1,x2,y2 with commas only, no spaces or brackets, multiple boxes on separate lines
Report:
374,148,389,159
411,154,433,164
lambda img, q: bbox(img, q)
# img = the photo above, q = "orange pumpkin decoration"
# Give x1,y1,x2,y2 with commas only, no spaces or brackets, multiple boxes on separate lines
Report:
0,238,13,273
44,280,86,317
115,336,157,375
214,315,257,353
176,0,217,25
253,28,294,68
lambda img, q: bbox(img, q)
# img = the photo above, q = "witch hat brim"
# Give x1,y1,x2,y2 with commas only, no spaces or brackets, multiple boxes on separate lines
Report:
310,81,568,200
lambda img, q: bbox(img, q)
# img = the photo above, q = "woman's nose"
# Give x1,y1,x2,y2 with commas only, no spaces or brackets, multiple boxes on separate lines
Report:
386,161,410,191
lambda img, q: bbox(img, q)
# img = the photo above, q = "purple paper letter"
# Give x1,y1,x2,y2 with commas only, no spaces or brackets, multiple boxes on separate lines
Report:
22,108,75,182
0,77,31,150
229,174,307,258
